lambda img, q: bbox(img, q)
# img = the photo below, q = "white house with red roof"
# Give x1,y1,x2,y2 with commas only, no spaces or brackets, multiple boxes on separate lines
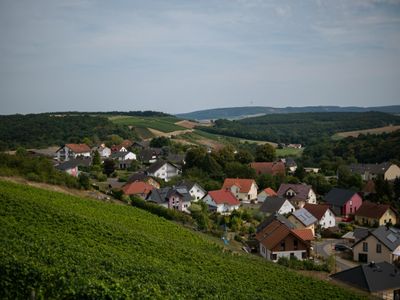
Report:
56,143,91,161
257,187,278,202
202,190,240,215
222,178,258,203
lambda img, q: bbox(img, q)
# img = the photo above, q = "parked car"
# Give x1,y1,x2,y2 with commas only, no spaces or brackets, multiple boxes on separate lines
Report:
334,244,351,252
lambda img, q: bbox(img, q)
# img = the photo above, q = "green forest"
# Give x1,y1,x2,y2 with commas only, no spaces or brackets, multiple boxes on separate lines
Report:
0,180,364,299
0,113,136,150
200,112,400,144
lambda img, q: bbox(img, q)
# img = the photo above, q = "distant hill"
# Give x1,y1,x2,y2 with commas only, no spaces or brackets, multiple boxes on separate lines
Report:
0,180,362,299
176,105,400,120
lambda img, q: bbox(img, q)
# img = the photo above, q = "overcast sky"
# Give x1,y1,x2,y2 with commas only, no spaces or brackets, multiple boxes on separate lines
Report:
0,0,399,115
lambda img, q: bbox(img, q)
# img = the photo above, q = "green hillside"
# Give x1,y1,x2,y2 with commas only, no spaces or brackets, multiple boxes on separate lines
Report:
0,180,364,299
110,115,186,133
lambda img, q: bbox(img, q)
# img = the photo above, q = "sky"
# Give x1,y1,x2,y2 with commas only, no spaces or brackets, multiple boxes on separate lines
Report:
0,0,399,115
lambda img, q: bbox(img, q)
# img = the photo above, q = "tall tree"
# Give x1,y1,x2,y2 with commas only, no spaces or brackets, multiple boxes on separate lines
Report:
255,144,276,162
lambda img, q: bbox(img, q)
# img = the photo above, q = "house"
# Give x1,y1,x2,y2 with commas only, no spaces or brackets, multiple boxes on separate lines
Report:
202,190,240,215
94,144,111,158
176,181,207,200
259,196,295,216
303,203,336,229
55,157,92,177
146,186,192,213
283,158,298,173
166,153,186,166
250,162,285,176
111,140,133,153
355,201,397,227
277,184,317,208
122,181,154,199
111,151,137,161
127,172,160,189
56,143,91,161
287,144,302,149
331,262,400,299
288,208,318,236
146,160,181,182
352,225,400,264
222,178,258,203
324,188,363,216
349,162,400,181
256,219,312,262
257,187,277,202
139,148,163,163
304,167,320,174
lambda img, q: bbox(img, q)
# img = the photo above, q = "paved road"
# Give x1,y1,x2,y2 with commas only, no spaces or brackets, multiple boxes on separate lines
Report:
313,239,358,272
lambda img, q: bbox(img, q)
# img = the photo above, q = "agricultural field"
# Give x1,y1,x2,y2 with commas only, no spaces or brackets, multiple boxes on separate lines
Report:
276,147,303,157
332,125,400,139
0,180,364,299
109,115,186,133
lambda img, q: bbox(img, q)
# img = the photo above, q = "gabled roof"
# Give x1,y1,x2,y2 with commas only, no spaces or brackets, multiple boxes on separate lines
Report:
222,178,257,193
259,196,293,214
64,143,91,153
147,186,192,204
303,203,333,220
110,151,132,159
139,148,162,162
331,262,400,293
349,162,395,175
257,213,295,233
292,228,314,241
324,188,359,206
291,208,317,226
371,226,400,251
250,162,285,176
354,201,395,219
277,183,313,201
262,187,277,197
146,160,180,174
176,181,206,194
122,181,154,196
127,171,149,183
207,190,240,206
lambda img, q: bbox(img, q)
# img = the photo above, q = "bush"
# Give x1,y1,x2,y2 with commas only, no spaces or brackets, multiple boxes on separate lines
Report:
277,256,330,272
130,197,194,225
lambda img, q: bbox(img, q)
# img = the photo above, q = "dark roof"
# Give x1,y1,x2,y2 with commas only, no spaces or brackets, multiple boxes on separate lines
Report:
349,162,395,175
257,213,295,233
167,153,185,164
355,201,395,219
110,151,130,159
324,188,358,206
146,186,192,204
55,158,92,170
331,262,400,293
127,172,148,183
303,203,333,220
277,183,313,201
353,227,371,241
146,160,168,174
371,226,400,251
139,148,162,162
259,196,291,214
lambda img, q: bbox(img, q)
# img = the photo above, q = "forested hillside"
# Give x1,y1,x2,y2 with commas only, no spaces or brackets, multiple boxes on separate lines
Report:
0,114,136,150
0,180,363,299
200,112,400,144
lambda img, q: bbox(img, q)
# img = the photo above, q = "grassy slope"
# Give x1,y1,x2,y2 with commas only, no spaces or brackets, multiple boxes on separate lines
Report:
0,180,363,299
110,115,186,133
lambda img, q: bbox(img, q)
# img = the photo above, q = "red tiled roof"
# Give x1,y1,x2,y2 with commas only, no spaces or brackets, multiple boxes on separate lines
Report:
65,143,91,153
208,190,240,206
292,228,314,241
222,178,256,193
250,162,286,176
303,203,332,220
256,220,291,249
263,187,277,196
122,181,154,196
354,201,395,219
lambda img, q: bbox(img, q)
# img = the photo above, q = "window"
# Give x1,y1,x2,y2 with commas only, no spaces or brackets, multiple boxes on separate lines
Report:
294,240,298,250
290,253,295,258
376,244,382,253
272,254,277,261
363,242,368,252
262,246,266,254
280,241,285,251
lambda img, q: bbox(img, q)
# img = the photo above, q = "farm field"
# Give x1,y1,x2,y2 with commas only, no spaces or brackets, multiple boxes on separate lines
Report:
333,124,400,139
0,180,364,299
276,147,303,157
109,115,186,133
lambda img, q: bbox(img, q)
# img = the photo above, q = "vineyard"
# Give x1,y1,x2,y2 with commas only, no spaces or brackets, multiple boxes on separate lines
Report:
0,180,364,299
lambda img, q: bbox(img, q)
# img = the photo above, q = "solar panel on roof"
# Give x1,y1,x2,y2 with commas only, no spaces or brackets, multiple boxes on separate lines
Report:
387,233,397,243
390,227,399,234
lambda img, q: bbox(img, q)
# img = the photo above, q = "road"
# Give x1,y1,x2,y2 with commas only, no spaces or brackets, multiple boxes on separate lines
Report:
313,239,358,272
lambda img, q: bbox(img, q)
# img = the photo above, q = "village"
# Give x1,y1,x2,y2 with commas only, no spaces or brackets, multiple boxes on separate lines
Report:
26,137,400,300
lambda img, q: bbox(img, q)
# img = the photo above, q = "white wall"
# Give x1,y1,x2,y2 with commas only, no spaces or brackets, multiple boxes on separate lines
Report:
278,200,295,215
189,184,206,200
319,209,336,229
